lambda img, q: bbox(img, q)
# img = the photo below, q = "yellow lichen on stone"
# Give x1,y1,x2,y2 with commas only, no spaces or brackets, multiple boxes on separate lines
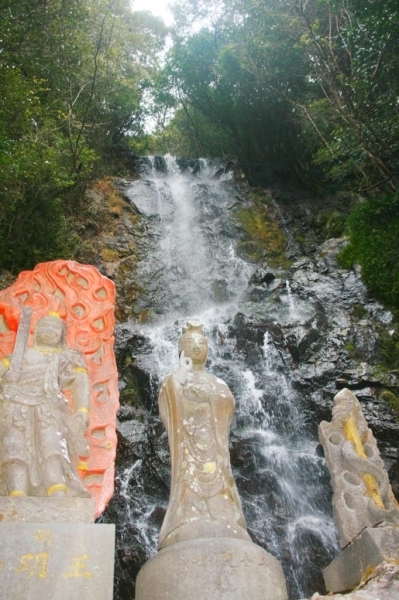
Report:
343,414,385,510
360,564,376,584
203,462,216,474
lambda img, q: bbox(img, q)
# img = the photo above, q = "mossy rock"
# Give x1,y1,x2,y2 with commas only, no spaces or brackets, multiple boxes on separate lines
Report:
236,240,266,262
326,212,346,238
381,390,399,417
377,325,399,370
101,247,120,262
311,210,346,239
235,192,291,269
351,303,368,320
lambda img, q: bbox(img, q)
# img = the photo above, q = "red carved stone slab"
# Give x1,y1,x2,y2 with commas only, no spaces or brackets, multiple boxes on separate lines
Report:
0,261,119,517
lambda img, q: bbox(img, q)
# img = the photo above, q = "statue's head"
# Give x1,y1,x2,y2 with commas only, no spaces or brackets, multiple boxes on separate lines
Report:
35,313,67,349
178,319,208,367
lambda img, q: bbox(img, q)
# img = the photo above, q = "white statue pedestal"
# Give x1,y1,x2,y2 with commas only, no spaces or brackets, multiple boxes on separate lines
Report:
136,537,287,600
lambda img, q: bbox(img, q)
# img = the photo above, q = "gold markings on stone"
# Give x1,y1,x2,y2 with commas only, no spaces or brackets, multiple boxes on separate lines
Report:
202,462,216,474
17,552,48,578
343,414,385,510
46,484,67,497
34,529,52,547
62,554,93,579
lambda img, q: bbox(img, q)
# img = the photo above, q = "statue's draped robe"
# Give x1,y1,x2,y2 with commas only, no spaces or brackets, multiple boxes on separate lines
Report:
158,370,250,549
0,347,88,496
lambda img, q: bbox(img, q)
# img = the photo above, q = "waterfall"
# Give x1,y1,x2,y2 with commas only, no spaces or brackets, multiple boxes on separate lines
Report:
111,156,339,599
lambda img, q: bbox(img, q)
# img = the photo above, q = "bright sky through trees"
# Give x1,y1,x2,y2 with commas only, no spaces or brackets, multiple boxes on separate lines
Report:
131,0,174,25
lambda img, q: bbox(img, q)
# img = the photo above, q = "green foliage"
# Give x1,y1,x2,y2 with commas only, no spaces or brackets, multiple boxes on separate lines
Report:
311,211,347,239
337,243,355,271
292,0,399,190
150,105,236,158
151,0,399,192
338,194,399,308
0,0,166,272
351,304,368,320
157,1,310,184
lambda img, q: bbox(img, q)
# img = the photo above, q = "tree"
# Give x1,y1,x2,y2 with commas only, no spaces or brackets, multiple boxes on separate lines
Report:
158,0,399,190
294,0,399,191
0,0,166,272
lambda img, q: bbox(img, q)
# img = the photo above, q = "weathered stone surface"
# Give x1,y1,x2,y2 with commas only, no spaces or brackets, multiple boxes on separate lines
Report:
0,497,95,523
136,537,288,600
319,388,399,548
0,522,115,600
323,527,399,593
307,562,399,599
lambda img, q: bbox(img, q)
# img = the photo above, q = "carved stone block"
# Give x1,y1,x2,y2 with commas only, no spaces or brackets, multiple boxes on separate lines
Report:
319,388,399,548
323,526,399,593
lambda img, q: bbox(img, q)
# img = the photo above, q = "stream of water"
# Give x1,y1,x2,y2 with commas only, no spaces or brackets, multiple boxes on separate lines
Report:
118,156,339,598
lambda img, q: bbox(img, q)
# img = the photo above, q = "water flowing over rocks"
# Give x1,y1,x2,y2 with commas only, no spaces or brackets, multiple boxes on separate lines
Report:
97,157,399,600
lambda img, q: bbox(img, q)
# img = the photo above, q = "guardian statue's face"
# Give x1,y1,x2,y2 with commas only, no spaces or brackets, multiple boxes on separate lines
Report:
35,317,65,348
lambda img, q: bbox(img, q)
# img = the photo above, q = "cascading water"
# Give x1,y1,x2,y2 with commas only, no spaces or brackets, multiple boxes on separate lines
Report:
106,156,340,599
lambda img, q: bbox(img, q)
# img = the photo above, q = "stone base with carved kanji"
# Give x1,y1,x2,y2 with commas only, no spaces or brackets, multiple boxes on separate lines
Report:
0,519,115,599
135,537,287,600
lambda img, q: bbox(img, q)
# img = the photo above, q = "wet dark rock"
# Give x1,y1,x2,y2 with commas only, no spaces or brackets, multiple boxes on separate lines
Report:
176,157,201,174
211,279,229,303
249,269,276,286
153,156,167,172
115,326,156,412
297,327,321,361
123,180,161,217
285,334,299,365
233,313,285,366
147,505,166,528
243,285,271,302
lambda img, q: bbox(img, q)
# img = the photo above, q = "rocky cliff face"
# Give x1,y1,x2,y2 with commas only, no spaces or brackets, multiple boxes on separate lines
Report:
79,159,399,600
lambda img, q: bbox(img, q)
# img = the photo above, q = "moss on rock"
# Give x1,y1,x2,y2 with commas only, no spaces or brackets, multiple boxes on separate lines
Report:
235,191,291,269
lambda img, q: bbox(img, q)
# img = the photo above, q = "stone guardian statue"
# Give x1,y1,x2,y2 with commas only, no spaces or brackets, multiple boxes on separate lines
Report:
0,309,90,498
0,259,119,517
0,261,118,600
